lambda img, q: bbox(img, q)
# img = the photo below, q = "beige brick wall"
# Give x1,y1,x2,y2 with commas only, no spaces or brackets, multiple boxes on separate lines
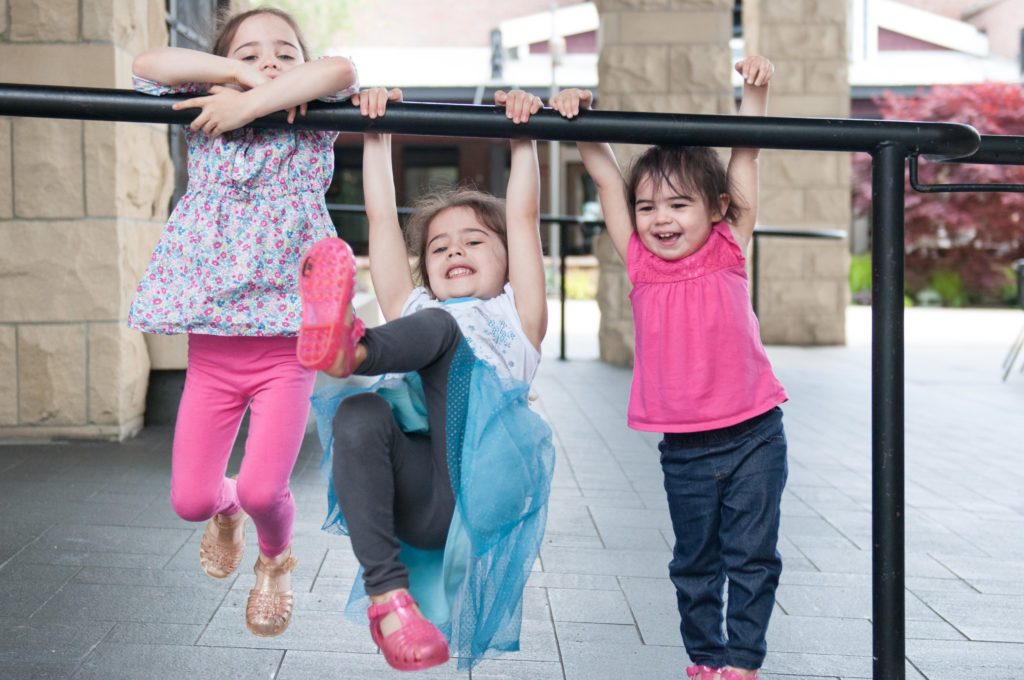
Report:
590,0,850,363
0,327,16,426
592,0,735,367
0,118,11,219
746,0,850,345
0,0,172,439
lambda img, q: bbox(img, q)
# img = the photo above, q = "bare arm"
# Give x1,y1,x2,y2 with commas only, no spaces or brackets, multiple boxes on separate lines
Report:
495,90,547,351
506,138,548,351
578,142,632,262
169,56,356,137
727,56,773,250
358,88,414,321
132,47,252,87
549,89,632,262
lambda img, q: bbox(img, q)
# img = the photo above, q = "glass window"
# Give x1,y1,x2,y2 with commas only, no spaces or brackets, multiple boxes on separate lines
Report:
326,148,369,254
166,0,230,208
402,147,459,203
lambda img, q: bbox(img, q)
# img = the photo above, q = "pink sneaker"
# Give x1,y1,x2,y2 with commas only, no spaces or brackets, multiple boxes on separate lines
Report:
297,238,365,374
720,669,759,680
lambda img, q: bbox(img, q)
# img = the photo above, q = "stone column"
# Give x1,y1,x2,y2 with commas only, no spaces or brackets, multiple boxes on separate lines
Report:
591,0,735,367
744,0,851,344
0,0,173,439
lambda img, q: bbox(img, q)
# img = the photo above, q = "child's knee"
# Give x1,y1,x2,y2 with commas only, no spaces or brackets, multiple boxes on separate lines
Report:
169,488,219,523
236,476,290,517
333,392,393,448
425,307,461,341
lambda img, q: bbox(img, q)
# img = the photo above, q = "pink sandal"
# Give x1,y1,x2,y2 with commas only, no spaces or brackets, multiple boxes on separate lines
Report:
687,664,724,679
367,591,449,671
297,237,365,374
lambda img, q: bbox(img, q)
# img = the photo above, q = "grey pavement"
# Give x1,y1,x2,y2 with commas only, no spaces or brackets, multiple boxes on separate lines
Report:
1,302,1023,680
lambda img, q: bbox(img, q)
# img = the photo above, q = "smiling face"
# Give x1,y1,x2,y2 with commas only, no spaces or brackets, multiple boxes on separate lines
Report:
225,12,305,78
423,206,509,301
633,174,727,261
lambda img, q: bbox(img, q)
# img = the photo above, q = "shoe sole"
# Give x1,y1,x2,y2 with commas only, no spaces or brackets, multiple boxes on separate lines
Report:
297,238,357,371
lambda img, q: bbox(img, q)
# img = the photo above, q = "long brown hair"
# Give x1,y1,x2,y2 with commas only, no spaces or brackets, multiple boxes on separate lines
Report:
210,7,310,61
404,186,509,298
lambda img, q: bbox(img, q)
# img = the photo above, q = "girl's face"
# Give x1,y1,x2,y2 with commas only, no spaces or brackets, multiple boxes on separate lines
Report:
633,174,727,261
227,13,305,77
424,206,508,301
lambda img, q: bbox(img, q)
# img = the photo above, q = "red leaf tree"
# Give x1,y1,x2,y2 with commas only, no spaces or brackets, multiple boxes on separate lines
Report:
852,82,1024,304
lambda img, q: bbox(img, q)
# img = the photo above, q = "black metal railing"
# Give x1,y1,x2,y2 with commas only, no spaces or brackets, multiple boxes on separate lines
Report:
325,203,603,361
6,81,1019,680
749,227,847,317
325,202,844,357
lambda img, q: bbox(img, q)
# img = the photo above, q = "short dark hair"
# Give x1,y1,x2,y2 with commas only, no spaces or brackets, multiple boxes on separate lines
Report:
626,145,743,226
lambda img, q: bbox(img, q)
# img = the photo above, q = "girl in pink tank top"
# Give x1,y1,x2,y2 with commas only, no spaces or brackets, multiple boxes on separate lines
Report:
552,57,786,680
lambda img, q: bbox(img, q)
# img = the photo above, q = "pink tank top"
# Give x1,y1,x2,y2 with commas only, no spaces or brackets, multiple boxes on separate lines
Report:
626,222,787,432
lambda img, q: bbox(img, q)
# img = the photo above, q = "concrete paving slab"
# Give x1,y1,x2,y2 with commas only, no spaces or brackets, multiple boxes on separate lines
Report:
906,638,1024,680
276,649,468,679
0,617,114,680
547,587,635,626
556,636,684,680
71,643,284,680
104,621,204,645
31,580,227,625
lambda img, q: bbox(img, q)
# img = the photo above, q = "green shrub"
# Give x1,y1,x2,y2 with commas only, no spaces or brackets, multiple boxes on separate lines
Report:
998,263,1021,307
564,268,597,300
849,254,871,295
928,270,967,307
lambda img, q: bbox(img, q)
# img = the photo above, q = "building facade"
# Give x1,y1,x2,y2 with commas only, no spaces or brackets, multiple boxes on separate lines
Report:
0,0,176,439
0,0,919,436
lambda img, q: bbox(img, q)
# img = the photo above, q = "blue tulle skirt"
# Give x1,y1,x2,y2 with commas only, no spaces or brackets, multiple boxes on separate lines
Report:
310,339,555,669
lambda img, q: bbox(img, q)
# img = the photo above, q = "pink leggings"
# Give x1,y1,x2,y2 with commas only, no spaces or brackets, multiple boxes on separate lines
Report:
170,334,315,558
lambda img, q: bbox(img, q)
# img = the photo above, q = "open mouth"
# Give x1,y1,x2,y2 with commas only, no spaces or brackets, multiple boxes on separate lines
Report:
446,266,474,279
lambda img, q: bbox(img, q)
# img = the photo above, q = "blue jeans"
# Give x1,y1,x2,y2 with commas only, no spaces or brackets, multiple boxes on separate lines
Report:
659,406,787,670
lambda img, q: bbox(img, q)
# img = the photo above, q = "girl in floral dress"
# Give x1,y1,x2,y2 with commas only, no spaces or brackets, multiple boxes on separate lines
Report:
129,6,357,637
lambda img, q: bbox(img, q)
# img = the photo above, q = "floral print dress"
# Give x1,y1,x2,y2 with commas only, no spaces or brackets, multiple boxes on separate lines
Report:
129,75,357,336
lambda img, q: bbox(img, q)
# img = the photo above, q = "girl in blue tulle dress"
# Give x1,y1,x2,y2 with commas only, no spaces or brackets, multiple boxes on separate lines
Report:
296,88,554,671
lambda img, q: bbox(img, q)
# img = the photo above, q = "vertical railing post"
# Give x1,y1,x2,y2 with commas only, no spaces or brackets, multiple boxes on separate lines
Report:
559,220,568,361
751,231,761,316
869,142,907,680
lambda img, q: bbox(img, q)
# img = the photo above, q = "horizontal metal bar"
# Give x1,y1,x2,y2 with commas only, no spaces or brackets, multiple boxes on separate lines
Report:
327,203,850,238
931,134,1024,165
326,203,607,227
909,154,1024,193
753,227,846,240
0,82,980,157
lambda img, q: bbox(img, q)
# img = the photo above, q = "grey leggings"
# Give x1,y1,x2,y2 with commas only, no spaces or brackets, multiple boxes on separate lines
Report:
331,308,461,595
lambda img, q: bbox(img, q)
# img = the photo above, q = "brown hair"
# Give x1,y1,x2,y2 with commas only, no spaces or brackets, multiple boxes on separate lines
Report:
210,7,310,61
626,145,743,226
404,186,509,298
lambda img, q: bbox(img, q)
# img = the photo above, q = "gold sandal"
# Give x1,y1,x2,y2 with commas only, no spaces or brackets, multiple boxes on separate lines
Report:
246,549,298,637
198,510,247,579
